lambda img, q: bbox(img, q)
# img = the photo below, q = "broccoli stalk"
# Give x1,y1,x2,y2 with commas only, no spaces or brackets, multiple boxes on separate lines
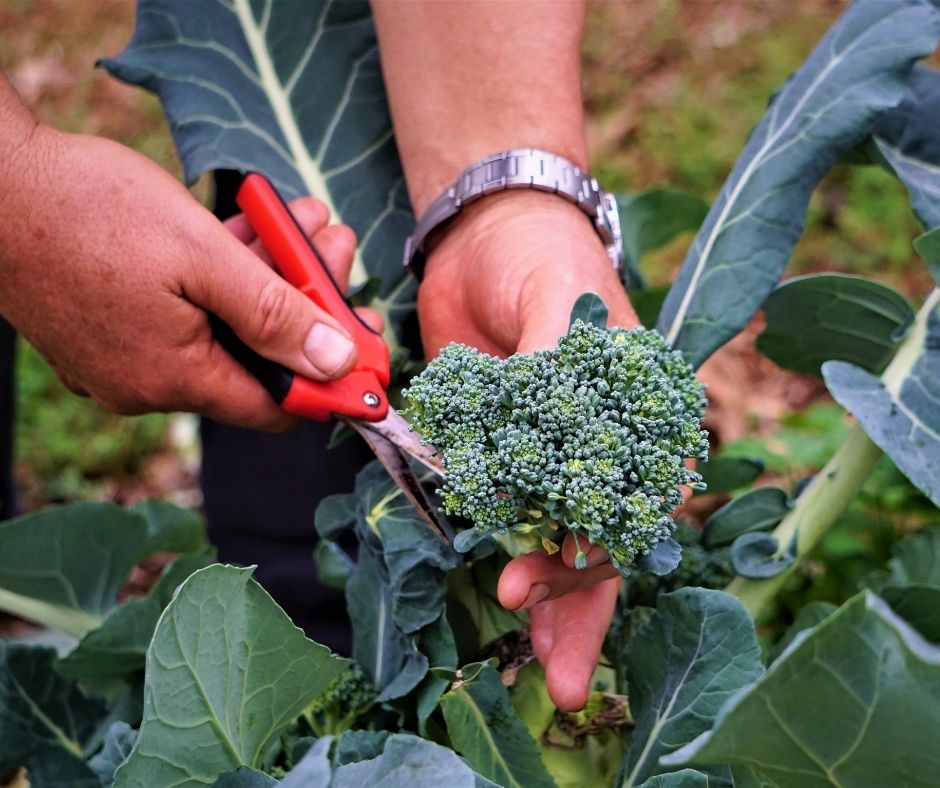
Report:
403,317,708,576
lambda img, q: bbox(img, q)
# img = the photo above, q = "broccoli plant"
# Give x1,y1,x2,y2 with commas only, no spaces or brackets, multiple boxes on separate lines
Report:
2,1,940,787
403,317,708,574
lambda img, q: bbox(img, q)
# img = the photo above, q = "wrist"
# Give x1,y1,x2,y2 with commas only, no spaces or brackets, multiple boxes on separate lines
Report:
424,189,607,280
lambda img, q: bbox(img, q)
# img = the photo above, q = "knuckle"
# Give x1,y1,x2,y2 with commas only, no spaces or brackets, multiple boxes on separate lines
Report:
252,280,293,345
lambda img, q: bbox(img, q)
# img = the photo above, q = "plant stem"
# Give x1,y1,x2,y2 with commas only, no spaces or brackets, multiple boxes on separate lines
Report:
0,587,100,638
727,286,939,619
725,424,882,618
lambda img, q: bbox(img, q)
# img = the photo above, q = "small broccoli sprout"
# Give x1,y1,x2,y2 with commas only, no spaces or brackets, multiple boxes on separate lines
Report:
303,662,376,737
402,318,708,576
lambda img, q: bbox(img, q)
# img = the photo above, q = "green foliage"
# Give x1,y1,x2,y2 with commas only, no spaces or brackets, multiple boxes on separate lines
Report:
15,341,168,501
664,592,940,786
404,317,708,573
624,523,733,607
5,0,940,785
656,0,938,368
757,273,915,376
440,665,555,788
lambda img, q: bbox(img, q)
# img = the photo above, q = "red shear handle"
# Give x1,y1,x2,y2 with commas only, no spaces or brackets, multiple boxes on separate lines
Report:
235,173,390,422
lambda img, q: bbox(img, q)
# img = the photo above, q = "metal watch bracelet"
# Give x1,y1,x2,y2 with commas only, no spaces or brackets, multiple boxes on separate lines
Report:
402,148,624,280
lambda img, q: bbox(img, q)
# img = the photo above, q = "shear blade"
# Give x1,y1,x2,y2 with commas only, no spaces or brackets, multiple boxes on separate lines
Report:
347,418,450,541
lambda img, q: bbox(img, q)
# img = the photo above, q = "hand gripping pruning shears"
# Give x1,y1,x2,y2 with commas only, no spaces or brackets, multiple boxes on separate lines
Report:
226,173,447,539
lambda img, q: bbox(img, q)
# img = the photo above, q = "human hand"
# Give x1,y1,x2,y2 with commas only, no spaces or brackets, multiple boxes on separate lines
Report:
0,128,364,430
417,190,639,710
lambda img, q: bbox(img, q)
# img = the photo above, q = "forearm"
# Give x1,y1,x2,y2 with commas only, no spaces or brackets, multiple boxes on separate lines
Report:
371,0,588,215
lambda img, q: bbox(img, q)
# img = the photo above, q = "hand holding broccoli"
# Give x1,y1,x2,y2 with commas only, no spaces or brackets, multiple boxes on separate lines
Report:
415,192,706,709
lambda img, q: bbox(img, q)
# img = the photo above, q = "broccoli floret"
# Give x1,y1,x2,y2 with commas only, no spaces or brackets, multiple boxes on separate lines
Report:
402,319,709,575
303,663,376,737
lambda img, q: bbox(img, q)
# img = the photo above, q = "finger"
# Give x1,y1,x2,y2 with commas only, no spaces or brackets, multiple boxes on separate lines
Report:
186,225,358,382
528,601,555,665
515,267,640,355
312,223,357,293
230,198,330,270
560,532,611,570
175,336,300,431
354,306,385,334
497,549,619,611
543,577,620,711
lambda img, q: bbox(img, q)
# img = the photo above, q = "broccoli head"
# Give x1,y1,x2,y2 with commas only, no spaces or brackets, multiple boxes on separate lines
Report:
403,318,708,575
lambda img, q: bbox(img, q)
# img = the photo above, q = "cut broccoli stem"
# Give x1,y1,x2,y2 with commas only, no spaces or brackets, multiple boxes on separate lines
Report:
727,289,940,618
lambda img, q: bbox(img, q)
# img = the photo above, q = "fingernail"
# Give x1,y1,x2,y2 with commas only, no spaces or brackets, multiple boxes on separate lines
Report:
305,323,355,377
521,583,550,609
584,543,608,568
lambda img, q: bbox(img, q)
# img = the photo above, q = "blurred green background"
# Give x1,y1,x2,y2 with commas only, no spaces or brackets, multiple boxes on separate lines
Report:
0,0,936,625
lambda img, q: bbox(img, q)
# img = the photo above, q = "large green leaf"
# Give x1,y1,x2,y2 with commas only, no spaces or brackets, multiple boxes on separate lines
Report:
0,644,106,783
57,549,216,681
823,288,940,506
619,588,763,787
663,592,940,787
113,565,349,787
100,0,416,346
318,461,459,701
870,65,940,229
440,665,556,788
0,502,191,636
656,0,940,368
756,274,914,376
767,601,837,663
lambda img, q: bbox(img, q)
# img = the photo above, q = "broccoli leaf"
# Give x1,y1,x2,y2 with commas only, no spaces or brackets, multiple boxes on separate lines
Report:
318,462,459,701
568,292,609,330
730,532,797,580
0,502,203,636
619,589,763,787
656,0,940,368
823,289,940,507
0,644,107,784
663,592,940,786
703,487,790,548
870,64,940,229
88,722,137,788
331,734,498,788
756,274,914,377
100,0,415,349
695,457,764,495
440,665,556,788
617,189,709,291
57,549,216,681
114,565,349,787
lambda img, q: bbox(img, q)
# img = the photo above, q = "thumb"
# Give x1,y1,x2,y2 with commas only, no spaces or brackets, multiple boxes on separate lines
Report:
187,230,358,381
515,272,639,355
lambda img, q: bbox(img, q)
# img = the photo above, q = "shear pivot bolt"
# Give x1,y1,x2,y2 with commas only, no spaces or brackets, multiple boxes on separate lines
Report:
363,392,381,408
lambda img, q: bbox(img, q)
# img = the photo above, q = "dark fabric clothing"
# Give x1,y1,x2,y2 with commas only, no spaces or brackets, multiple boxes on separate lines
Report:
200,418,371,654
202,171,369,654
0,317,15,522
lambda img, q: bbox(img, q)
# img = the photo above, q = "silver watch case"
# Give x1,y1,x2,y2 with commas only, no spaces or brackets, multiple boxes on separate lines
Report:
403,148,623,279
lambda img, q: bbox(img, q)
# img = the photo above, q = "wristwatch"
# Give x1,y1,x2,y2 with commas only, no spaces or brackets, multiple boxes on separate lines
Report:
402,148,624,280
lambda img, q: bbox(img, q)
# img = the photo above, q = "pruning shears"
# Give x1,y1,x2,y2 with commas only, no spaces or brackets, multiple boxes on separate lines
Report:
225,173,447,539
